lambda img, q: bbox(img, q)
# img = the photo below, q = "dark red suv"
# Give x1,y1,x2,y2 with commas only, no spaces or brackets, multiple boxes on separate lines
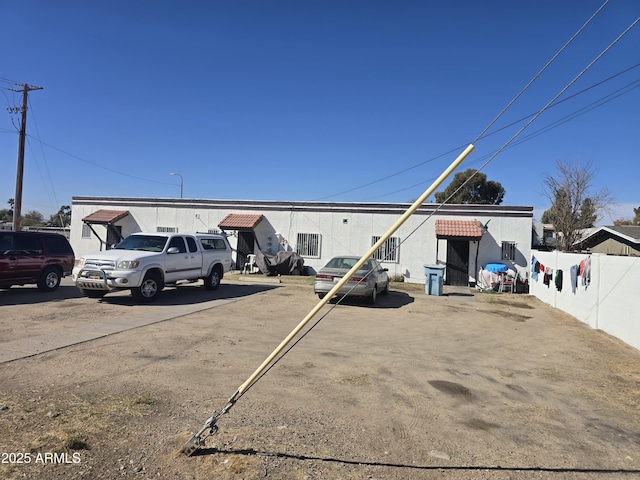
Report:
0,231,75,292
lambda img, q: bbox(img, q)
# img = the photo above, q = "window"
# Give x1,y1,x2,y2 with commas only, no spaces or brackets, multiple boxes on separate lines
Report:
82,224,91,238
208,228,221,234
44,235,73,254
200,237,229,251
0,233,14,253
168,236,186,253
185,236,198,253
371,236,399,263
296,233,321,258
502,241,516,261
157,226,178,233
16,235,43,254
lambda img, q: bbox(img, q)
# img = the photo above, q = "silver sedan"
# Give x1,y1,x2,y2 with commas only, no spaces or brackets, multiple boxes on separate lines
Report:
314,256,389,304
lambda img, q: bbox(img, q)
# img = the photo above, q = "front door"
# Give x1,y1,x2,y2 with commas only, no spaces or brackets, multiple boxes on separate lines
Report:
106,225,122,249
237,231,255,270
446,240,469,286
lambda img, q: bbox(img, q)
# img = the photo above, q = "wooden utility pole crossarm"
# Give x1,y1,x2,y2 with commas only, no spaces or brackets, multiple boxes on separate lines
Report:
12,83,43,231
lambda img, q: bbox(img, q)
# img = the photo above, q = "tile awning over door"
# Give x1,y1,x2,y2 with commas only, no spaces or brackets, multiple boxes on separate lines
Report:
82,209,129,224
435,219,483,239
218,213,264,230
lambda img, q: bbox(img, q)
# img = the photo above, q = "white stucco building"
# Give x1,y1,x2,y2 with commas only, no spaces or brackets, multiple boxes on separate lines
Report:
71,196,533,286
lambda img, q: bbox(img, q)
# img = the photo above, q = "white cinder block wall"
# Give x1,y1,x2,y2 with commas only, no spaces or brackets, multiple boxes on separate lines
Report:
530,250,640,351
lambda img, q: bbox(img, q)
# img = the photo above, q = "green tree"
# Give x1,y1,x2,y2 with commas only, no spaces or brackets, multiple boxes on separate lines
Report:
48,205,72,227
542,159,610,251
434,168,505,204
21,210,45,227
0,209,11,223
3,198,14,222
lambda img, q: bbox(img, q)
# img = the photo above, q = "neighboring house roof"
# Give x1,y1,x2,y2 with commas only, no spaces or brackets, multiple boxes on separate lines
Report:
577,225,640,246
82,209,129,224
218,213,264,230
435,219,483,238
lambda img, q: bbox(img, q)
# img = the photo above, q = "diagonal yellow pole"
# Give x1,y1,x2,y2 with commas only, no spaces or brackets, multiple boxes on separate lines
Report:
237,143,474,395
182,143,474,455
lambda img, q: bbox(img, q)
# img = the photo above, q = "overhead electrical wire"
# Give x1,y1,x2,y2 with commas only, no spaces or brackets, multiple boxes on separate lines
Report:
315,64,640,202
8,48,636,208
25,137,178,187
312,0,620,202
471,0,611,144
366,76,640,202
26,97,61,217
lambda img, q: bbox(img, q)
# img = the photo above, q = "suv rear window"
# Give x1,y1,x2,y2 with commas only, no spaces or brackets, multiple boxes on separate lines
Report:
44,235,73,254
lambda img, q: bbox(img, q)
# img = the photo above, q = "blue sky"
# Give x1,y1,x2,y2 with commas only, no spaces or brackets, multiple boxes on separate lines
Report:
2,1,638,224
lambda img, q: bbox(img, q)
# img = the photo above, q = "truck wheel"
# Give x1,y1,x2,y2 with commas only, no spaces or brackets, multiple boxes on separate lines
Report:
132,271,163,302
81,289,107,298
204,266,222,291
37,267,61,292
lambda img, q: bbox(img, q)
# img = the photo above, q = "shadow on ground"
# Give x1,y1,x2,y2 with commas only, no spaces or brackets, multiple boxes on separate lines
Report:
194,447,640,476
326,290,415,309
0,282,278,307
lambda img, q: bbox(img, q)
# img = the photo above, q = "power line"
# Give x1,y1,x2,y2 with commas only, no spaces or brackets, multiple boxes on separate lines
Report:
472,0,611,144
367,76,640,202
26,136,177,187
314,0,615,203
316,67,640,202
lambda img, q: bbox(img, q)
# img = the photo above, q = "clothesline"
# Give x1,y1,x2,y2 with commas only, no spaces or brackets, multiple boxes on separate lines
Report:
531,255,591,294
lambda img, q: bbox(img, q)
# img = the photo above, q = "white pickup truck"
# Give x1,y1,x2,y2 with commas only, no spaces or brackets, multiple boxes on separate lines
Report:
72,232,233,302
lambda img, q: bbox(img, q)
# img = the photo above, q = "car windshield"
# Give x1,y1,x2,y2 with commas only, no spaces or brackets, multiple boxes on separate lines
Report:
325,257,368,270
114,235,167,252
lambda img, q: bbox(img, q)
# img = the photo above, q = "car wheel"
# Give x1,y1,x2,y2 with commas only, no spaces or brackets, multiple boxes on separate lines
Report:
132,271,163,302
81,289,107,298
317,292,327,299
37,267,61,292
381,281,390,295
204,266,222,291
367,286,377,305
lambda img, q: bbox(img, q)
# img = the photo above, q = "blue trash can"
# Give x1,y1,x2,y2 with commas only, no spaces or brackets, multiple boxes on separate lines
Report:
424,264,445,296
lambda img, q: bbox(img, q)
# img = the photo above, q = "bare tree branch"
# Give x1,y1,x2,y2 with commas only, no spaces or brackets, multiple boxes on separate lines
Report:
542,159,612,251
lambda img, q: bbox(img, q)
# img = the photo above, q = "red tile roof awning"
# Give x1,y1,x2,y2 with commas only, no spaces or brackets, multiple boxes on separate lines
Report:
435,219,483,239
82,209,129,224
218,213,264,230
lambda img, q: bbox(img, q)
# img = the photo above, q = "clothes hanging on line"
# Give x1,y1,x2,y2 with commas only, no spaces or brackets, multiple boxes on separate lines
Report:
570,264,579,293
531,257,540,281
555,269,563,292
582,256,591,288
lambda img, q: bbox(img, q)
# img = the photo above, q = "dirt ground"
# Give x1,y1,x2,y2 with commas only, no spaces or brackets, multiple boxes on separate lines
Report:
1,275,640,480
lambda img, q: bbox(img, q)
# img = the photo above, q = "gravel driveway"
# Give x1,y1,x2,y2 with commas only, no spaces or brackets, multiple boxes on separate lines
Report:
1,276,639,479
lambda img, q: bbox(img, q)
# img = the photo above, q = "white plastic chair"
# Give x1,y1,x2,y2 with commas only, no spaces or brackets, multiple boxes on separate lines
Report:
243,254,258,274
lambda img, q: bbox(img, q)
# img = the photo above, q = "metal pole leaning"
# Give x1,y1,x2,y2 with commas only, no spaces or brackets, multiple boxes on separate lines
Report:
181,143,475,456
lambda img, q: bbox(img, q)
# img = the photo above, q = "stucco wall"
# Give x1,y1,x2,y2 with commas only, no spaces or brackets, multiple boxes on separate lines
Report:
530,250,640,350
71,198,532,285
589,237,640,256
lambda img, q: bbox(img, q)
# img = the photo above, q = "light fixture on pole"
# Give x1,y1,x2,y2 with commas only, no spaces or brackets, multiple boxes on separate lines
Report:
169,172,183,198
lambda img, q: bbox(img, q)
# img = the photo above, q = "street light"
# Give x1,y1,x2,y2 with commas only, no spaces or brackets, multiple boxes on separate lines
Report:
169,172,183,198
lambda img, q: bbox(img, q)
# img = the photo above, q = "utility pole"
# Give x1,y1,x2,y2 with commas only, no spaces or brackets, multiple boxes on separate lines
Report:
11,83,43,231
